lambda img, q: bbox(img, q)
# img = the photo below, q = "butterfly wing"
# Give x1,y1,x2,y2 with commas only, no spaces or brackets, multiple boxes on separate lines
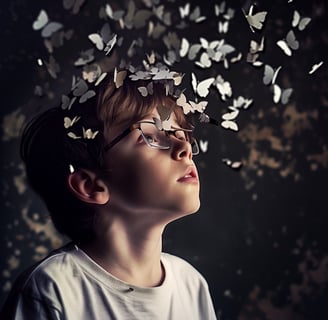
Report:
88,33,104,50
33,10,49,30
176,93,193,114
276,39,292,56
286,30,299,50
41,22,63,38
298,17,311,31
197,78,215,97
273,84,282,104
281,88,293,105
221,120,238,131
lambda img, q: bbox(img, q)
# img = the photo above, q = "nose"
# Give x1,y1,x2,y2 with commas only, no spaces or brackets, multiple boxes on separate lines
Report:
171,138,192,161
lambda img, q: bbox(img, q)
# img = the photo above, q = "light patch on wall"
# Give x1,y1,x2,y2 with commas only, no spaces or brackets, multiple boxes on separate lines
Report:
1,108,25,141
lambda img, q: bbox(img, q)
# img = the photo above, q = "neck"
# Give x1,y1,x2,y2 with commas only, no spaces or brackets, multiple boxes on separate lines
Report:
80,216,166,287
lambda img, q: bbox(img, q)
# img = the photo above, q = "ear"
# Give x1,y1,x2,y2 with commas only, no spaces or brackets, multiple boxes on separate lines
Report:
67,168,110,205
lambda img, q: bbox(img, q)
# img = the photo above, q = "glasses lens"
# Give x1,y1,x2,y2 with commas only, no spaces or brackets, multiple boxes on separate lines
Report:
139,122,199,155
139,122,170,149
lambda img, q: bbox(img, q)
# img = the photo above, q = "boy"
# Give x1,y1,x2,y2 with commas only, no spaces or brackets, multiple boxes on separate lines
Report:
1,69,217,319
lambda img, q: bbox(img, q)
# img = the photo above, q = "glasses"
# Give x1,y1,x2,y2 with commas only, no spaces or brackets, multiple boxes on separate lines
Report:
104,120,199,155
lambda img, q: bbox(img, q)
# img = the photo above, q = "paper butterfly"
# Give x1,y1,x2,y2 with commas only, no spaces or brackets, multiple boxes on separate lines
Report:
218,21,229,34
32,10,63,38
74,49,95,66
214,75,232,101
105,3,125,21
273,85,293,105
309,61,324,75
247,37,265,66
276,30,299,56
137,82,153,97
63,0,85,14
63,116,80,129
243,5,268,33
215,1,235,20
263,65,282,85
221,120,238,131
199,140,208,153
71,77,96,103
176,93,208,114
88,23,117,55
114,68,127,88
191,73,214,98
222,158,243,170
82,127,99,139
292,10,311,31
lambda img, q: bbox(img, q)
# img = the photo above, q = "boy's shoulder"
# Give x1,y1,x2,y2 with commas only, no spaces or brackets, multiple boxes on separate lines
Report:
15,243,78,290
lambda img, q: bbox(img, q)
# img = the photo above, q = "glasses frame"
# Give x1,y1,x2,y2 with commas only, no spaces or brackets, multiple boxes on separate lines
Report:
104,120,199,155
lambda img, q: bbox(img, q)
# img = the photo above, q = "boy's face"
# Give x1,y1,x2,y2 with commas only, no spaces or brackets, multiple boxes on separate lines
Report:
103,107,200,226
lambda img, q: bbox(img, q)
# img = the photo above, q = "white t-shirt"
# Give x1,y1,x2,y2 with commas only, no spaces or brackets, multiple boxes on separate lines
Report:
1,243,217,320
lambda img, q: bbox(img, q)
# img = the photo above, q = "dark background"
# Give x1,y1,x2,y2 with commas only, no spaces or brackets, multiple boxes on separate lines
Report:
1,1,327,319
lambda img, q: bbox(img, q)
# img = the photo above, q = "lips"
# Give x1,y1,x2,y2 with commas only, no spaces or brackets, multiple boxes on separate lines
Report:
177,165,199,183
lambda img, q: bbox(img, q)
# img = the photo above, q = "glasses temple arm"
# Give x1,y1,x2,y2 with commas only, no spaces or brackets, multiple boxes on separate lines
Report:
104,127,132,152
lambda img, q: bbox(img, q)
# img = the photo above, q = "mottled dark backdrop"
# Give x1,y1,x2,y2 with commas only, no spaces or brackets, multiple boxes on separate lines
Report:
1,1,327,319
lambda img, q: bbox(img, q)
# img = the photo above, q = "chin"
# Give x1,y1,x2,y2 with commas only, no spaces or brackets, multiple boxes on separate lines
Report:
179,198,201,217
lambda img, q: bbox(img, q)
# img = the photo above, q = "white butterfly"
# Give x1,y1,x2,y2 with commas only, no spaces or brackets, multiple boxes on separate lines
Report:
67,131,82,139
292,10,311,31
179,3,205,23
191,73,214,98
273,85,293,105
95,72,108,86
215,2,235,20
214,75,232,101
230,52,242,64
189,101,208,113
179,38,190,58
222,158,243,170
71,77,96,103
61,95,76,110
74,49,95,66
88,23,117,55
247,37,265,66
32,10,63,38
105,3,125,21
199,140,208,153
232,96,253,109
214,2,226,17
221,120,238,131
137,82,153,97
63,116,80,129
82,127,99,139
222,109,239,121
188,44,202,60
195,52,212,68
113,68,127,88
179,3,190,19
176,93,208,114
309,61,324,75
82,64,101,83
189,6,206,23
218,21,229,33
63,0,85,14
276,30,299,56
263,64,282,85
243,5,268,33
